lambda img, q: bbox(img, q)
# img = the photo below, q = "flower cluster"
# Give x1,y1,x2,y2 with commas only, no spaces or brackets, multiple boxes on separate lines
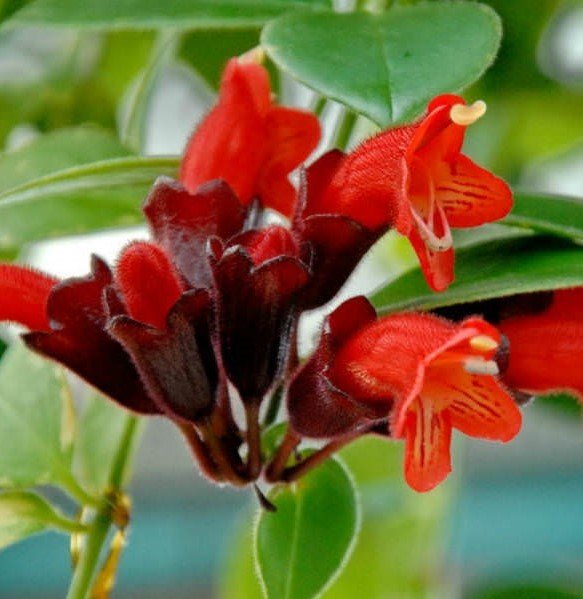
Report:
0,54,580,493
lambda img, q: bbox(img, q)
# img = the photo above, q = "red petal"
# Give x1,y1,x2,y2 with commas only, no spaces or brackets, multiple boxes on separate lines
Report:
115,242,183,330
426,368,521,441
314,126,412,231
236,225,299,266
408,225,455,292
180,58,269,204
500,288,583,400
258,106,321,217
0,265,57,331
435,155,513,227
404,399,452,492
408,95,465,162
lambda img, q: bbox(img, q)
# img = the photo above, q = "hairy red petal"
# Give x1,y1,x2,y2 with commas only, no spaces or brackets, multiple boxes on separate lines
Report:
500,288,583,400
237,225,300,266
314,126,412,231
258,106,321,217
0,264,57,331
115,242,183,330
404,399,452,492
180,58,269,203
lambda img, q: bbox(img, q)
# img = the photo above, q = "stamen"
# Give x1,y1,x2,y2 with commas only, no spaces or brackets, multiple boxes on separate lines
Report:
469,335,499,353
410,204,453,252
239,46,266,64
463,357,499,376
450,100,487,126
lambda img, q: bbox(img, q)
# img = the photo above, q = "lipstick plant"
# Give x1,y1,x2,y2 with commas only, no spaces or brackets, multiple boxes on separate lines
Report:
0,1,581,598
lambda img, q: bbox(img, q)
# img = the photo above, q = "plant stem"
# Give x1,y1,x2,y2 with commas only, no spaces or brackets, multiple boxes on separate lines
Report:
281,431,361,483
264,428,301,483
333,110,358,151
245,403,262,480
66,415,142,599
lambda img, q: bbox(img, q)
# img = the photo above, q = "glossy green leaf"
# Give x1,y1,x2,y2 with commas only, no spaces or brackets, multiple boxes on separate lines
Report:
181,28,260,89
4,0,329,30
262,3,501,126
255,457,360,599
502,192,583,243
0,343,76,489
0,490,84,550
371,236,583,314
0,127,130,194
0,155,178,250
75,395,141,494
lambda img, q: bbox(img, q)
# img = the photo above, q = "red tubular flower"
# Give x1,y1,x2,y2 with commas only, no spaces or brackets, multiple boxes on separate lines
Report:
293,151,388,309
0,241,222,423
288,297,389,438
180,54,321,217
310,95,512,291
209,225,310,401
22,257,159,415
289,297,521,492
498,288,583,401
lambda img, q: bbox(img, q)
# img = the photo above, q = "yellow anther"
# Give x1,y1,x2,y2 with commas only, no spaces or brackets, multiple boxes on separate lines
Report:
469,335,499,353
239,46,266,65
450,100,487,126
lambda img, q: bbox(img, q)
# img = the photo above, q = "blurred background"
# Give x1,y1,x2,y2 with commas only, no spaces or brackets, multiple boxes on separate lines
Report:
0,0,582,597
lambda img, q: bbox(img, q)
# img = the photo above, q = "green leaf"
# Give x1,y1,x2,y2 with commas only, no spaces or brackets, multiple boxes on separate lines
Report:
502,192,583,243
262,2,501,126
181,28,260,89
75,395,140,494
4,0,329,30
0,155,178,251
0,127,130,194
0,343,76,489
255,457,360,599
0,490,84,550
371,236,583,314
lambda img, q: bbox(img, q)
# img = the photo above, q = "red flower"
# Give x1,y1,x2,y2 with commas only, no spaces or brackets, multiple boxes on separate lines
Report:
310,95,512,291
0,240,222,424
180,54,321,217
289,297,521,492
293,151,387,309
209,225,310,401
498,288,583,401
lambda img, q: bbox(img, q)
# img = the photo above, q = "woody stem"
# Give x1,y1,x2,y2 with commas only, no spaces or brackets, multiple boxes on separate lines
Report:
176,421,223,483
264,428,302,483
245,402,262,480
280,431,361,483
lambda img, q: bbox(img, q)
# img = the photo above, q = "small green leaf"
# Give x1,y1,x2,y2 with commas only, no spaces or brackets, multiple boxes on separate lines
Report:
262,3,501,126
4,0,329,30
0,155,178,251
0,490,84,550
371,236,583,314
502,192,583,243
255,457,360,599
0,343,75,489
75,395,140,494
